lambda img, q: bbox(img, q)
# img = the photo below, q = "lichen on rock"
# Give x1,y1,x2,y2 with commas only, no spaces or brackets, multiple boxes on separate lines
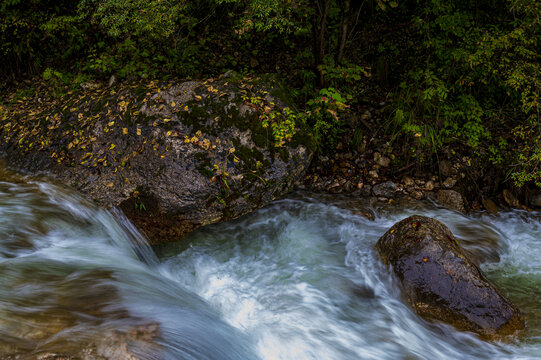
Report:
0,73,314,244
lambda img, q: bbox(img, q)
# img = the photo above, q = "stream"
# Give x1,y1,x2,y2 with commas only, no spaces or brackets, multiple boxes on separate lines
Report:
1,166,540,359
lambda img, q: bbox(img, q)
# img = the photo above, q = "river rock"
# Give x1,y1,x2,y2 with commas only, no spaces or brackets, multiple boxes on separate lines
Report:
402,176,415,187
437,189,466,213
425,180,435,191
8,324,161,360
502,189,519,208
372,181,397,198
442,177,457,189
482,198,499,214
374,152,390,167
0,74,314,244
439,160,457,177
410,190,424,200
376,215,524,339
529,193,541,208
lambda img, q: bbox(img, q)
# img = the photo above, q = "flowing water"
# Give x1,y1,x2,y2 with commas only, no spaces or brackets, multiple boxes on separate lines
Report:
1,166,541,360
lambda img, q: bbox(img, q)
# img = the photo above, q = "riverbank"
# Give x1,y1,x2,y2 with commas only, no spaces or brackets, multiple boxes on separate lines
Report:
297,96,540,214
1,76,539,226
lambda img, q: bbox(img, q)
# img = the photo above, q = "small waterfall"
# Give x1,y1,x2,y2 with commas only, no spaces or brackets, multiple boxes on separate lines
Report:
1,166,540,359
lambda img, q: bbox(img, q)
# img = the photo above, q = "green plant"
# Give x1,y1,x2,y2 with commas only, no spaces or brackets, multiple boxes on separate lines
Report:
305,87,349,152
261,107,297,147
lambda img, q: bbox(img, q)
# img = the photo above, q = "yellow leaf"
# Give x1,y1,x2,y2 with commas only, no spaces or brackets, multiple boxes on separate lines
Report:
195,130,202,137
163,118,171,123
123,128,128,135
166,131,172,136
136,128,141,136
109,144,116,150
171,101,176,107
108,121,114,126
107,182,114,187
194,95,202,101
184,105,189,111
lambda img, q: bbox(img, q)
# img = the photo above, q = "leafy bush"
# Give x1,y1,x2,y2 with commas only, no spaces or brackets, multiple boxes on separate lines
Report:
388,0,540,186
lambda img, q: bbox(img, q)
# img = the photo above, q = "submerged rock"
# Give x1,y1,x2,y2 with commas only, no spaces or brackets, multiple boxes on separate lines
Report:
376,215,524,339
4,324,160,360
0,74,314,244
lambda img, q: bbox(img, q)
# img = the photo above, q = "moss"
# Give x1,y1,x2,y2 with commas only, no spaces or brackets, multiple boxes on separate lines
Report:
252,131,269,148
194,151,213,177
277,147,289,162
135,85,148,99
232,140,266,165
179,100,209,132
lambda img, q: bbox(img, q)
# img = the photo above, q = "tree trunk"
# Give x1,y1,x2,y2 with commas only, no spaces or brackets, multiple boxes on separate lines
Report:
337,0,351,64
311,0,331,87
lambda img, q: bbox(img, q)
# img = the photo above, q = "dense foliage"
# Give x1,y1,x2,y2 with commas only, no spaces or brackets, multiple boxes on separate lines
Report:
1,0,539,188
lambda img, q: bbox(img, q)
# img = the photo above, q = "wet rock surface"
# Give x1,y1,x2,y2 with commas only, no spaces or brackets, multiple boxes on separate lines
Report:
376,215,524,339
437,190,467,213
3,323,160,360
0,74,314,244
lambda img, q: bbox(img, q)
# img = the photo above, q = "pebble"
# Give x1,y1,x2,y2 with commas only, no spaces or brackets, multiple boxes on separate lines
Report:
402,176,415,187
374,152,391,167
411,190,424,200
368,169,379,178
442,177,457,188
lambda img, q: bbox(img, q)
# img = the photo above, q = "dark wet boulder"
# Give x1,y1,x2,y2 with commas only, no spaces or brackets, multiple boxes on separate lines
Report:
0,73,314,244
376,215,524,339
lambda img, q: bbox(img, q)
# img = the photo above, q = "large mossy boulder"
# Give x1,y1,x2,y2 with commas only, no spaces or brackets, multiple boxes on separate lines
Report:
376,215,524,339
0,73,314,244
